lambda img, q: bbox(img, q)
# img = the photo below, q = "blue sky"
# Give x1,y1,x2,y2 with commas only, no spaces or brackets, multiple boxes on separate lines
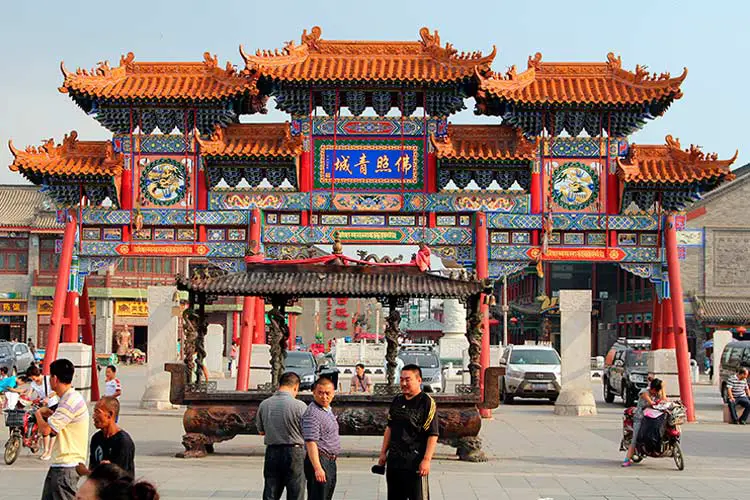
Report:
1,0,747,184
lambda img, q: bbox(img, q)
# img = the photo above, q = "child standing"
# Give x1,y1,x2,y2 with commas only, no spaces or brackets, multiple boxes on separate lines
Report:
103,365,121,400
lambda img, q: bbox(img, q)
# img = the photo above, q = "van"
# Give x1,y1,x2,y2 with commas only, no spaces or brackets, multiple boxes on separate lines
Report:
719,341,750,400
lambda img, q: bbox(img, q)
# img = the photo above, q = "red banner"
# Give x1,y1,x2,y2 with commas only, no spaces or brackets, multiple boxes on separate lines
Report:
526,247,625,262
115,244,209,256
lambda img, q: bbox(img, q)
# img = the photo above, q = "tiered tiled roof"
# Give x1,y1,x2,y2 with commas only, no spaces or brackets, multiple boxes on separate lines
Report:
0,186,62,232
241,26,495,83
431,125,537,161
198,123,303,158
59,52,258,102
617,136,737,184
8,131,123,178
476,52,686,105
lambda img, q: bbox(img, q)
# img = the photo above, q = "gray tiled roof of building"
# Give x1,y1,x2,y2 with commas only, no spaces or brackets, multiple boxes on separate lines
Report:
0,185,62,230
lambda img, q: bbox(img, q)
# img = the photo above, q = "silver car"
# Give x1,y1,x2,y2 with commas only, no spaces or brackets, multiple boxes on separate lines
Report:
398,346,442,393
0,341,35,375
499,345,562,403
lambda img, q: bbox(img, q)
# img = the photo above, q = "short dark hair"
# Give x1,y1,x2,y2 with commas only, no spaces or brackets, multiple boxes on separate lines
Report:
26,365,41,377
99,396,120,418
279,372,301,388
50,358,75,384
738,367,749,375
0,367,8,375
106,365,117,373
312,376,335,390
355,363,365,369
401,364,422,378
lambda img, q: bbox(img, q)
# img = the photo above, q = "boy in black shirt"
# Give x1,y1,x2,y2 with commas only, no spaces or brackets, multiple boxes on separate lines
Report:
76,396,135,478
378,364,439,500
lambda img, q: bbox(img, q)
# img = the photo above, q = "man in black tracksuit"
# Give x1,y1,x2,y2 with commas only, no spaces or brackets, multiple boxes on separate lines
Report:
378,363,439,500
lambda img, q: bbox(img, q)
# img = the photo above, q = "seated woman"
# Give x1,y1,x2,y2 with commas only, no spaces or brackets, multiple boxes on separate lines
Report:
622,378,666,467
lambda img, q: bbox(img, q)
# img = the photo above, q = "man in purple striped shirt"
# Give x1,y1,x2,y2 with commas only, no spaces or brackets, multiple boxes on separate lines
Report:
302,377,340,500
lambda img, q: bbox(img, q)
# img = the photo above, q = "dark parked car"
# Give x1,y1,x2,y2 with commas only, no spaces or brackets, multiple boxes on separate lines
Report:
0,341,35,375
284,351,340,391
719,341,750,401
603,347,649,406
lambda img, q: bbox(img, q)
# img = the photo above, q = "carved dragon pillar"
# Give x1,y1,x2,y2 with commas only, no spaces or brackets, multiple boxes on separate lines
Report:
385,298,401,386
268,298,289,388
465,294,483,390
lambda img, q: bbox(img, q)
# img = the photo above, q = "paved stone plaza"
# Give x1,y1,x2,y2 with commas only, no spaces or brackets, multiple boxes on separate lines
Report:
1,366,747,500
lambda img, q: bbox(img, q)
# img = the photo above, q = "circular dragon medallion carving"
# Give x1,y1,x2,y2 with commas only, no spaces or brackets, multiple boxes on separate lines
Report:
140,158,188,206
550,162,599,210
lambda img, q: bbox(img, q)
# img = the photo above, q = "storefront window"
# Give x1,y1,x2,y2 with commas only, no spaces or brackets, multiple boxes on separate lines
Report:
0,238,29,272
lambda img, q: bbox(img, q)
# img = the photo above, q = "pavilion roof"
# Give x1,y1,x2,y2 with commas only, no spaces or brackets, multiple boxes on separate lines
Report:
431,125,537,161
198,123,303,159
241,26,496,84
8,131,123,178
617,136,737,184
177,259,488,300
476,52,686,107
59,52,259,103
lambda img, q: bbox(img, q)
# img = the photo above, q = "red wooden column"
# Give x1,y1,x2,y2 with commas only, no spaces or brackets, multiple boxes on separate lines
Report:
121,164,133,241
662,299,676,350
236,296,256,391
530,163,542,245
651,294,663,350
80,283,100,401
254,301,266,344
63,291,80,343
664,214,695,422
426,150,438,193
475,212,491,418
232,310,240,343
248,207,266,345
299,141,312,225
44,211,77,375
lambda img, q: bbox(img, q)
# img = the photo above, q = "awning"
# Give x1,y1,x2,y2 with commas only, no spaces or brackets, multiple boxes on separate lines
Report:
693,297,750,325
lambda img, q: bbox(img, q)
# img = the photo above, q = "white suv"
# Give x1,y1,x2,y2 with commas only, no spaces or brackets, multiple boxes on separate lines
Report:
499,344,562,403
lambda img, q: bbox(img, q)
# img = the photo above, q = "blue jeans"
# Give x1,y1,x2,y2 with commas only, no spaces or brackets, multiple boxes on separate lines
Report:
263,445,305,500
728,396,750,423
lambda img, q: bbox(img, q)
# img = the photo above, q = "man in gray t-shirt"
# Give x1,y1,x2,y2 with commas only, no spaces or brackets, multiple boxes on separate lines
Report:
257,372,308,500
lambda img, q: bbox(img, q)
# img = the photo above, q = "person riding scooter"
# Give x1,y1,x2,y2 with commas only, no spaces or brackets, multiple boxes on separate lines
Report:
622,378,665,467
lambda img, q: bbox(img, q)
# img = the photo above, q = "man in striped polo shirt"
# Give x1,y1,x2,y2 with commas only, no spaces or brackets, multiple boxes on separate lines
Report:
727,367,750,425
257,371,307,500
302,377,340,500
36,358,90,500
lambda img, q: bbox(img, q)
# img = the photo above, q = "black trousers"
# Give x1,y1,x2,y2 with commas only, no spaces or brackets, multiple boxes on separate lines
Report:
262,445,305,500
304,454,337,500
386,468,430,500
41,467,79,500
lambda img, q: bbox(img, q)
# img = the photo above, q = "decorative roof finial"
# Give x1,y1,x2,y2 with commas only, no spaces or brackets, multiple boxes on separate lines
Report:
332,232,343,255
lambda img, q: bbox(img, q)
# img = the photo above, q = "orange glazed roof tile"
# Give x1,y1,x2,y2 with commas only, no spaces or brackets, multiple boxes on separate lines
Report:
617,136,737,184
59,52,258,101
240,26,495,83
8,131,123,177
477,52,686,105
431,125,537,161
198,123,302,158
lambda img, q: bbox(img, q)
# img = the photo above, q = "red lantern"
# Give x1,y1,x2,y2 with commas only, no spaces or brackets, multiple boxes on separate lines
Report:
510,317,518,324
738,326,747,337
